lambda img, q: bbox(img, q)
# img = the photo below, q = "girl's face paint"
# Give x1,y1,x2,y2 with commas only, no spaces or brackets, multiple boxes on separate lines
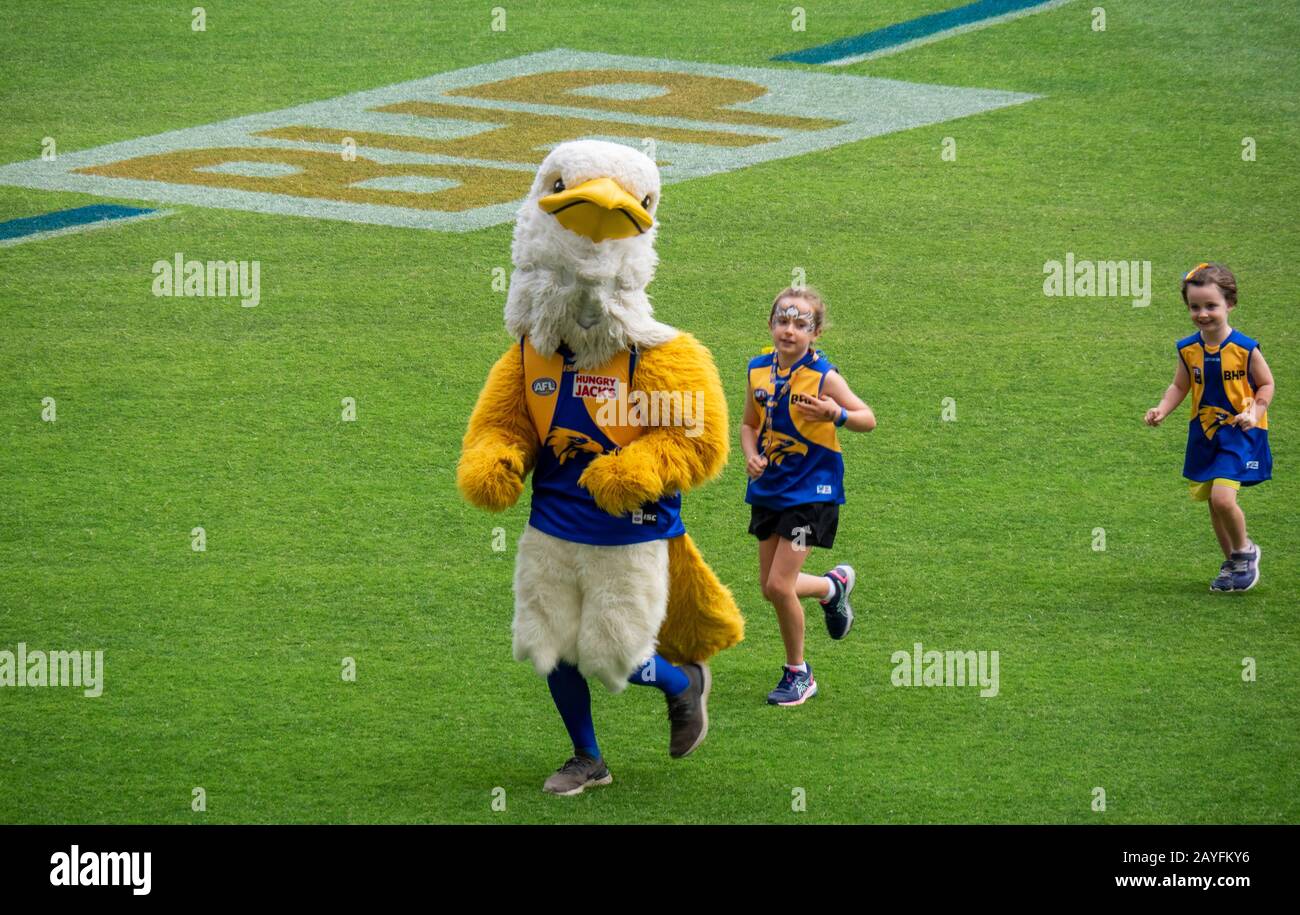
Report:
770,303,818,361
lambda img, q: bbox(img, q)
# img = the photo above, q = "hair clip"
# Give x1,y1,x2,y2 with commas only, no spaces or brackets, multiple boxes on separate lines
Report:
1184,262,1210,280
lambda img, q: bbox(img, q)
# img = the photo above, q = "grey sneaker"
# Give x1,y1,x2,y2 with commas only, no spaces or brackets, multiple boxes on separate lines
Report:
542,754,612,796
1210,559,1234,593
666,662,711,759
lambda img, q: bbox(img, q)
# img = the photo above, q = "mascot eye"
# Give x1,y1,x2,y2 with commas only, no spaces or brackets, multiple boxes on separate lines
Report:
641,195,652,209
552,178,565,193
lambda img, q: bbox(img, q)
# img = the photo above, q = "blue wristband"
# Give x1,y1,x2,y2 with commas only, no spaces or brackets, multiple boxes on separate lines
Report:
834,407,848,427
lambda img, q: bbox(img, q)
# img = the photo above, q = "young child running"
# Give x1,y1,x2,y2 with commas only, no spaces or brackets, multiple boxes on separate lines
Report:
741,286,875,705
1145,262,1274,592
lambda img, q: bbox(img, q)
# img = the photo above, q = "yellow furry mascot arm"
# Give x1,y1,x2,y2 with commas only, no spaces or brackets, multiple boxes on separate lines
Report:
578,332,728,516
457,344,540,511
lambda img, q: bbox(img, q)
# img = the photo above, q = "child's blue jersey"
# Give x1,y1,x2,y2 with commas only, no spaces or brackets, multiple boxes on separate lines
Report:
521,336,685,546
745,349,846,509
1177,328,1272,484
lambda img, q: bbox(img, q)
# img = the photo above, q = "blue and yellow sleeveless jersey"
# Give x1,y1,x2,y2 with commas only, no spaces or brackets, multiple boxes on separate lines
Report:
520,336,685,545
744,349,846,509
1177,329,1271,484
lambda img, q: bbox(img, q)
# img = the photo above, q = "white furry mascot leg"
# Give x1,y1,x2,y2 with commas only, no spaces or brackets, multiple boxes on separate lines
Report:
513,526,667,692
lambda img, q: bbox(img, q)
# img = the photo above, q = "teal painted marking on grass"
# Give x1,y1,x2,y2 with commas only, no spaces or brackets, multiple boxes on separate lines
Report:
0,204,169,247
774,0,1073,65
0,204,155,240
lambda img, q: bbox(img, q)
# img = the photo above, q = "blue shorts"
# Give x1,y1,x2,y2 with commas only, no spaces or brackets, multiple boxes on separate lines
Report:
1183,420,1271,485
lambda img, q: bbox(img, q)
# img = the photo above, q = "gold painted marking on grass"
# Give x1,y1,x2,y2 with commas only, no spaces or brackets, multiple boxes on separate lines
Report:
1,50,1042,229
447,70,845,131
77,147,533,211
268,101,772,166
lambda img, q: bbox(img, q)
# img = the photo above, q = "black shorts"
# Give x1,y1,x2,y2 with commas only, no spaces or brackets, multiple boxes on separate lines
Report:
748,501,839,549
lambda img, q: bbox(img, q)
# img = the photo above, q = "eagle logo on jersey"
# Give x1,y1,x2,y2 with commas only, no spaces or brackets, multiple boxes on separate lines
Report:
764,434,809,465
546,427,606,464
1197,405,1235,440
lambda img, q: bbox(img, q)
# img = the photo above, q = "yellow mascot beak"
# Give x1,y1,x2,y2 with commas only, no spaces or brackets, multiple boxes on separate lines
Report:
538,177,653,243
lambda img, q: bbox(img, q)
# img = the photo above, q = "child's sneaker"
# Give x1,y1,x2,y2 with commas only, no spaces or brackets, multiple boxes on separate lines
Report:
1228,542,1261,592
1210,560,1235,593
820,565,856,639
767,663,817,706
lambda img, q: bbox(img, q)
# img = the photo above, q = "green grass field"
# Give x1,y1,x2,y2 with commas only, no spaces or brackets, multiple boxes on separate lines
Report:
1,0,1297,824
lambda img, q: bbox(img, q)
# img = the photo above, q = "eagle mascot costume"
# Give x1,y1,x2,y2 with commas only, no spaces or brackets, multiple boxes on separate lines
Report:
457,139,744,796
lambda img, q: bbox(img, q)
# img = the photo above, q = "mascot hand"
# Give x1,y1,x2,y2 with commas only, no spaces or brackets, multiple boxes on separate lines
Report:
457,444,526,511
578,447,664,516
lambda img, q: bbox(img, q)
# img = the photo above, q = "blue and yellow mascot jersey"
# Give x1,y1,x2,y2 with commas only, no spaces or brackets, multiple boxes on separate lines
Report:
1177,329,1272,484
745,349,845,508
522,336,685,545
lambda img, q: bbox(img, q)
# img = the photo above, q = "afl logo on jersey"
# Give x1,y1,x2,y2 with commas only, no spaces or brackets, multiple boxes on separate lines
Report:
1192,366,1202,384
532,378,557,396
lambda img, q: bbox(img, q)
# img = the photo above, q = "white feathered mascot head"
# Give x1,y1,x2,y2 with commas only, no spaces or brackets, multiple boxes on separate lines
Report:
505,139,678,371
